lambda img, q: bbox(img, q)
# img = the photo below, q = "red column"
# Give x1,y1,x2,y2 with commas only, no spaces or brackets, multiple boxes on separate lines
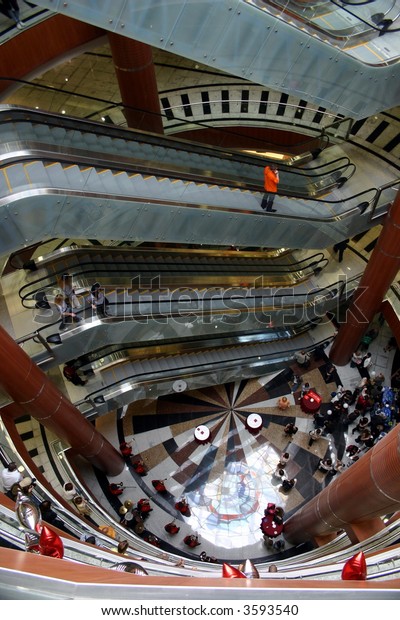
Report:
284,424,400,544
0,326,124,476
108,33,164,134
330,193,400,365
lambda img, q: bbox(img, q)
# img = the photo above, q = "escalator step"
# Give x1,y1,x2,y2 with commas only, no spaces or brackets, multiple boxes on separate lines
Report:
84,133,98,147
3,124,27,142
45,162,69,188
63,164,88,189
24,161,50,186
136,360,152,374
32,124,52,139
113,171,136,195
157,358,170,371
97,169,120,195
51,127,67,142
3,163,29,192
97,135,113,150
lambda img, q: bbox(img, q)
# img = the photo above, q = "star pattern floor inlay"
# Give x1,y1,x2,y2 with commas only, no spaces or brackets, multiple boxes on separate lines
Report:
119,366,335,561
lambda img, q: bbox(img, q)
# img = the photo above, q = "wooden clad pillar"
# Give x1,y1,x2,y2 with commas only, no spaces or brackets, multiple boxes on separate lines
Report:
0,326,124,476
108,33,163,134
330,192,400,365
284,424,400,544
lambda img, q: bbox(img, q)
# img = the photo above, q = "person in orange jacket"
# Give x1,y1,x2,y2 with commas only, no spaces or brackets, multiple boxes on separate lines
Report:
261,164,279,212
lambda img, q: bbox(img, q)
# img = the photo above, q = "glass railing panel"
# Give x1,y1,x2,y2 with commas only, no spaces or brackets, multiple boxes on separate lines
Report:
0,3,51,43
1,90,336,166
250,0,400,41
328,0,400,37
0,105,284,180
24,0,400,123
246,0,400,63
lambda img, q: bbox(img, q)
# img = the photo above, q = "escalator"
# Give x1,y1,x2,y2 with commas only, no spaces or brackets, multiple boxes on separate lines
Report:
251,0,400,54
0,108,394,255
41,316,337,415
0,107,354,196
32,0,400,118
80,322,335,415
16,243,357,411
19,245,329,303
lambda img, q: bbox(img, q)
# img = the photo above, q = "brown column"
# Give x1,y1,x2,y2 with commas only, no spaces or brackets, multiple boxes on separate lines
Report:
284,424,400,544
330,193,400,365
108,33,163,134
0,326,124,476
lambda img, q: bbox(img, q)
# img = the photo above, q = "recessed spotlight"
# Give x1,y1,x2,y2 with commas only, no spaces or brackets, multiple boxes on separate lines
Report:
61,110,66,114
65,78,68,82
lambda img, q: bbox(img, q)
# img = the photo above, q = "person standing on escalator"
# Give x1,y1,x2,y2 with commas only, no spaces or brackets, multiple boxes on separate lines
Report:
88,282,110,317
261,164,279,212
333,238,349,263
1,0,25,29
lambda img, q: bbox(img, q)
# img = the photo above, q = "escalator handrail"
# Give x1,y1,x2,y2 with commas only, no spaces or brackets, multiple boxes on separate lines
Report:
0,91,334,163
0,139,356,204
20,273,360,352
17,250,329,306
0,101,354,183
328,0,400,35
0,146,392,217
79,326,333,405
20,268,357,317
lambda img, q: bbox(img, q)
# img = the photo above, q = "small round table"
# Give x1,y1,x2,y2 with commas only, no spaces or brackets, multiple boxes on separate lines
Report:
300,390,322,414
173,380,187,393
260,515,284,539
246,413,263,434
194,425,211,444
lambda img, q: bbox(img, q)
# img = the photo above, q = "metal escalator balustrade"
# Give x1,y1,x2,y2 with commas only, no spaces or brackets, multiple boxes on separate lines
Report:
18,246,329,307
31,0,400,118
0,151,394,254
0,107,354,196
16,269,360,367
253,0,400,47
0,108,395,252
76,323,331,415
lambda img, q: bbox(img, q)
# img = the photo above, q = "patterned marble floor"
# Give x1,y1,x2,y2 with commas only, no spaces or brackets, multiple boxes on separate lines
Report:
108,354,341,562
